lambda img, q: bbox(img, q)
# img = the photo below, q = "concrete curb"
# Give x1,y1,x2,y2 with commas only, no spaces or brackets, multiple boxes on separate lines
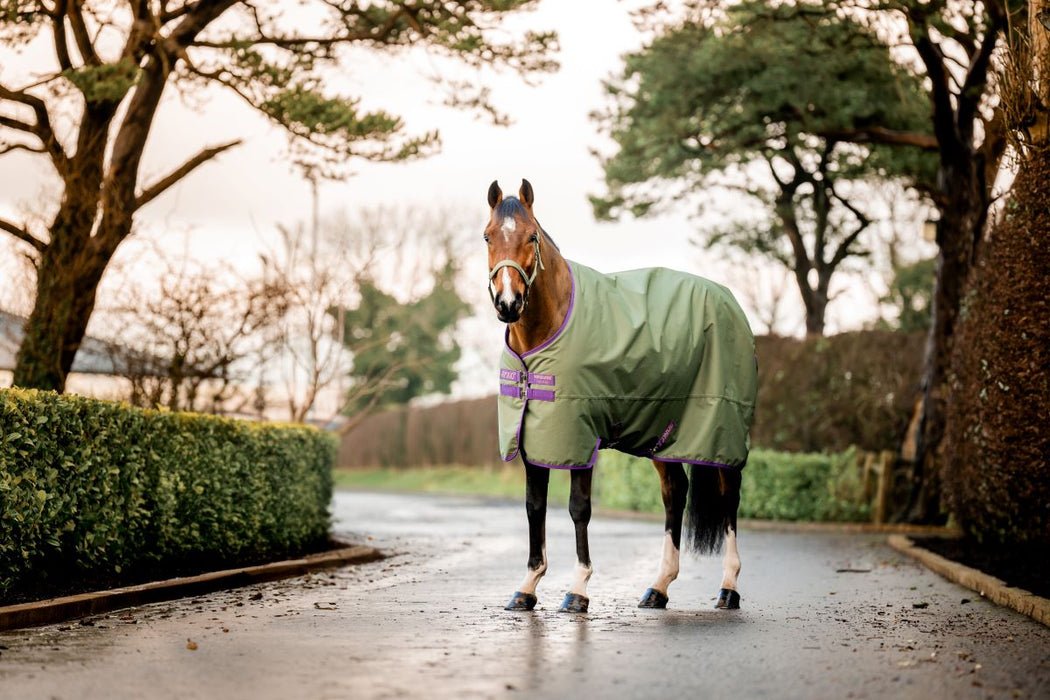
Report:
888,534,1050,628
0,542,384,632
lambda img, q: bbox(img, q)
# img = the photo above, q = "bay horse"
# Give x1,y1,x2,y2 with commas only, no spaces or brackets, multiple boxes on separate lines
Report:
485,179,758,613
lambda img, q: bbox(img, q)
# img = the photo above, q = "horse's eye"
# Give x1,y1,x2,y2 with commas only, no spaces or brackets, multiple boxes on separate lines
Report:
483,233,491,243
529,233,539,243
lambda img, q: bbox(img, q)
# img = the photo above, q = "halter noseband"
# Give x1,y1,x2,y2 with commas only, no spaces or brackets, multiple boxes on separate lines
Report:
488,236,545,312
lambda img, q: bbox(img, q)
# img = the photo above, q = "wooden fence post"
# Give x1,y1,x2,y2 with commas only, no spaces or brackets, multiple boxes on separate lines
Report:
873,450,896,524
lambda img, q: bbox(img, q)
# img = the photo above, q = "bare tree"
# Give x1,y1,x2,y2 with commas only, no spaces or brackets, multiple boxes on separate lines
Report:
98,252,287,413
261,203,470,427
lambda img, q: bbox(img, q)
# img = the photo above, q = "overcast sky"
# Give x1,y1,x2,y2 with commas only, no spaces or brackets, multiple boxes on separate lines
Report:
0,0,915,399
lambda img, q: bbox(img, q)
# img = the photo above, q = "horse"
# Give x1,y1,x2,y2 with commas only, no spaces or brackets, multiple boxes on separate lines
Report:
485,178,759,614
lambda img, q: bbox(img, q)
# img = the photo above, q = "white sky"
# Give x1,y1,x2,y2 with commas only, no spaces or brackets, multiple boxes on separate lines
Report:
0,0,924,400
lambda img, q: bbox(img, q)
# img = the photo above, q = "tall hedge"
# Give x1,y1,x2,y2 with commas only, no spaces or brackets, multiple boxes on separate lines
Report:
0,388,335,597
944,149,1050,548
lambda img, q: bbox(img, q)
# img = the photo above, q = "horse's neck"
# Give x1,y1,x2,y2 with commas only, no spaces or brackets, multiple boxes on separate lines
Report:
507,244,571,356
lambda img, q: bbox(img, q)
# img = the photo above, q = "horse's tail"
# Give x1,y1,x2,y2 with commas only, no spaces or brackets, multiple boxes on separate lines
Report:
685,466,741,555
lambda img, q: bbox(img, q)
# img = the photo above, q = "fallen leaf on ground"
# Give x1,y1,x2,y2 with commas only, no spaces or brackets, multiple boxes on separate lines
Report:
186,640,198,651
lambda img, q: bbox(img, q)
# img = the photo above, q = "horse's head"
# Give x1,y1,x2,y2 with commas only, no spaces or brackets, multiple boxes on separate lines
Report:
484,179,545,324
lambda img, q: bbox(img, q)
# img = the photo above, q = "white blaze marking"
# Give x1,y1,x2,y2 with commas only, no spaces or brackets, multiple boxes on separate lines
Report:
569,561,593,596
499,267,516,308
651,530,680,594
501,217,516,241
518,545,547,594
720,527,741,591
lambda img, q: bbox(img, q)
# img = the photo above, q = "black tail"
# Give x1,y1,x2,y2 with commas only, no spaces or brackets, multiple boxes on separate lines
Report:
685,466,741,555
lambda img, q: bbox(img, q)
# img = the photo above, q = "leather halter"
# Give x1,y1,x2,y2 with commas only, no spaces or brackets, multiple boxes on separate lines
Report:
488,236,545,312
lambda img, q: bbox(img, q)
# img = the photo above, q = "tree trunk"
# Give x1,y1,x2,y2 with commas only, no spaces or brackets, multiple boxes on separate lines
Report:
12,240,112,392
803,290,827,336
12,107,117,392
908,153,990,522
11,55,170,393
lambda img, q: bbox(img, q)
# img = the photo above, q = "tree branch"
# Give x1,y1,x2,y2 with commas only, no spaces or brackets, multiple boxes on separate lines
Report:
0,141,46,156
912,30,962,153
189,4,410,50
133,138,242,211
0,115,37,135
957,18,1003,136
816,127,939,150
67,0,102,65
168,0,244,48
0,218,48,252
51,0,74,71
0,83,70,174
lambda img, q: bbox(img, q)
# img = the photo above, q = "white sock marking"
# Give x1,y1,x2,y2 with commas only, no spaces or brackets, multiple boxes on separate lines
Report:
651,530,680,594
569,561,593,596
720,527,741,591
518,545,547,594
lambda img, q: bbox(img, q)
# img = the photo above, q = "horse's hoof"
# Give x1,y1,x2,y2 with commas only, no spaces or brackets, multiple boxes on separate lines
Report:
715,588,741,609
558,592,589,613
505,591,537,611
638,587,669,609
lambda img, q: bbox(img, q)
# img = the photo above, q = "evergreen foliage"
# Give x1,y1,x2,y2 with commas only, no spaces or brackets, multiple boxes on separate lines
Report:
337,258,470,411
593,0,935,334
0,388,335,598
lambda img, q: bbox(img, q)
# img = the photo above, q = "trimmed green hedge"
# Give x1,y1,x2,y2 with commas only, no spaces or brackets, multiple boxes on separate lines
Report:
0,388,335,597
593,447,870,522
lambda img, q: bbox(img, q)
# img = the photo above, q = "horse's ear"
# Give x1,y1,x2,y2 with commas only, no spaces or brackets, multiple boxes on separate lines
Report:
488,180,502,209
519,179,534,208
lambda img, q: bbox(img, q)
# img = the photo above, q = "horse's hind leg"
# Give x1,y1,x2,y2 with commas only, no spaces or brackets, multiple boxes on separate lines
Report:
716,525,742,609
639,461,687,608
715,469,742,610
560,467,593,613
506,462,549,611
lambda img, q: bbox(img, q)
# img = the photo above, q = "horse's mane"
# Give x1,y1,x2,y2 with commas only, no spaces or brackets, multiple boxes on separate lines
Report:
496,196,560,252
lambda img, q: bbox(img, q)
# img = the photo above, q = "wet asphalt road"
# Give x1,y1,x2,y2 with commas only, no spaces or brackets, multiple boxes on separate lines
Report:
1,490,1049,699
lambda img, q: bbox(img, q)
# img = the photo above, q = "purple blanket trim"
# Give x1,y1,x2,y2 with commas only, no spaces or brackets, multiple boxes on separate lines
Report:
525,388,555,402
500,368,522,382
527,372,556,386
525,438,601,470
506,262,575,360
499,384,521,398
652,456,737,469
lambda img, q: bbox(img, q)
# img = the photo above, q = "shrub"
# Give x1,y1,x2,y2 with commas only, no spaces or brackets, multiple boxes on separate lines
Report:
0,388,334,597
592,448,870,522
752,332,924,453
944,149,1050,548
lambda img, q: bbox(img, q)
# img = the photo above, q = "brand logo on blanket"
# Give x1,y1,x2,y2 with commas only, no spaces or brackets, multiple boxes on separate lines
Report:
499,369,557,402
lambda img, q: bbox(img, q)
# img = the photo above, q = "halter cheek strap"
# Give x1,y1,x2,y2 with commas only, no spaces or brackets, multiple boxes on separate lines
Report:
488,238,545,310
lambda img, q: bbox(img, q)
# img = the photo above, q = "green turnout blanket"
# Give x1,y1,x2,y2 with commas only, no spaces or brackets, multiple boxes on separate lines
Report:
498,260,758,469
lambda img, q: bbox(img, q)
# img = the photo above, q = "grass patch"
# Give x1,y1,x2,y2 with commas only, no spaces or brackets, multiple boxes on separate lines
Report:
334,465,572,506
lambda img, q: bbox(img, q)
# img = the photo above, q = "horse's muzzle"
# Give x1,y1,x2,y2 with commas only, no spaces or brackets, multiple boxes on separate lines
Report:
495,295,523,323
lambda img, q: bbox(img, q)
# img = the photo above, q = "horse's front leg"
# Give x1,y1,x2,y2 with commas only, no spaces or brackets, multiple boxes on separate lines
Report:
560,467,593,613
506,462,549,611
639,461,688,608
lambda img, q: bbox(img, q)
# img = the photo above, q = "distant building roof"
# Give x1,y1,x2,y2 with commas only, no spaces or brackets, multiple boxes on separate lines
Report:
0,309,132,376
